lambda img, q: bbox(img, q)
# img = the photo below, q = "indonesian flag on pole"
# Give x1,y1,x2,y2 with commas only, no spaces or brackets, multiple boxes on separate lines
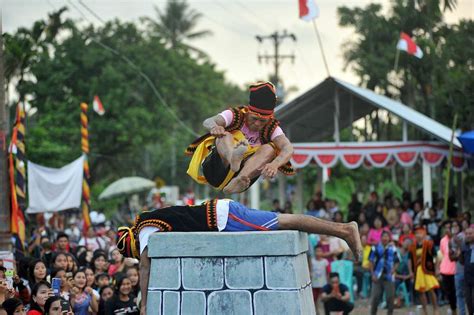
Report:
396,32,423,59
92,95,105,115
299,0,319,21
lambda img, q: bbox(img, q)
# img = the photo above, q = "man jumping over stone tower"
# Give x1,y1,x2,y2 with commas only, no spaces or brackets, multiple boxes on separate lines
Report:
185,81,295,194
116,199,363,314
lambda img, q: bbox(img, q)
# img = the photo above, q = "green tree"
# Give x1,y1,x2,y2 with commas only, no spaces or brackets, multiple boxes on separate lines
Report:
337,0,473,130
336,0,472,209
5,10,245,199
4,7,70,101
142,0,212,56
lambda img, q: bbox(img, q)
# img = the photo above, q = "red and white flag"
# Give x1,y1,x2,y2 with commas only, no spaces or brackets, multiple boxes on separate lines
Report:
92,95,105,115
299,0,319,21
396,32,423,59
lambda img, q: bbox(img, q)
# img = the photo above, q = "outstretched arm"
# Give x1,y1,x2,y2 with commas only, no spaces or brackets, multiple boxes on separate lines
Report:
261,135,294,178
139,248,151,315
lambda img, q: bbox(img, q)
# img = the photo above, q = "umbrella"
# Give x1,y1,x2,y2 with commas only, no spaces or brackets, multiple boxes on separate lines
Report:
458,131,474,154
98,176,156,200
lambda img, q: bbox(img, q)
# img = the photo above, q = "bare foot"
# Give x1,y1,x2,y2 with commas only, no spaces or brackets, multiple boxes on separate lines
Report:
345,221,363,263
230,140,248,172
223,176,251,194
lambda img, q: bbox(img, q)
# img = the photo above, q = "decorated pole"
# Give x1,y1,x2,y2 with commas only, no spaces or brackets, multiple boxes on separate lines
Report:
8,103,27,254
81,103,92,232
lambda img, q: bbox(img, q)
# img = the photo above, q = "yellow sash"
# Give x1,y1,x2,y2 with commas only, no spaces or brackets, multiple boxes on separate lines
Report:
186,130,259,190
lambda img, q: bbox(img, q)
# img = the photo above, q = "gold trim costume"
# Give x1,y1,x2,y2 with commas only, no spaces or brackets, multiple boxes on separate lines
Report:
409,229,440,293
185,83,295,190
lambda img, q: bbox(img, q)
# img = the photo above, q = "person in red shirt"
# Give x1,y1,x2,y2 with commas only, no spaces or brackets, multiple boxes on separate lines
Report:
27,281,53,315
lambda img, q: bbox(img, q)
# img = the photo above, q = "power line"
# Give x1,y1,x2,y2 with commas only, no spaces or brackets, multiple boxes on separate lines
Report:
212,0,264,34
255,30,297,87
295,42,316,80
67,0,198,137
202,14,254,37
78,0,106,24
233,1,273,31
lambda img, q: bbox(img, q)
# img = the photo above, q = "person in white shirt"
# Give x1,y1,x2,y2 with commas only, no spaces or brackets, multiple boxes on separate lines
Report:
78,226,107,252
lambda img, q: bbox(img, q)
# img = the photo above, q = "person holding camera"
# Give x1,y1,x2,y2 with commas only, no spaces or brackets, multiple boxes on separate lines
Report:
320,272,354,315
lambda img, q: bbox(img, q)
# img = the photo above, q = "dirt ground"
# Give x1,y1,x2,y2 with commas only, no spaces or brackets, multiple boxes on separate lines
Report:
317,298,452,315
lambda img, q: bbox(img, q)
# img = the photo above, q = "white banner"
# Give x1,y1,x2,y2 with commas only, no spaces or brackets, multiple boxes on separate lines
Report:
27,155,84,213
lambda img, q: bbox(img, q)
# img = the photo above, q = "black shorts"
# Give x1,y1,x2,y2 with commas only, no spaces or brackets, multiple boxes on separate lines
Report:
202,147,258,189
202,147,229,188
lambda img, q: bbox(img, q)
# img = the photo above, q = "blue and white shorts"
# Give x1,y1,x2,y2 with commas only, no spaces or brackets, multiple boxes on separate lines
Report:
223,201,279,232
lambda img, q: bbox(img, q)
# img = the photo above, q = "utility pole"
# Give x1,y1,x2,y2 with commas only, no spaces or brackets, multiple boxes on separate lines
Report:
256,30,296,89
0,19,12,251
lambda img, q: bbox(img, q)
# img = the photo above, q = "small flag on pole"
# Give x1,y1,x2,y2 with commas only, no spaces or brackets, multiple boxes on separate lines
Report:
396,32,423,59
92,95,105,116
299,0,319,21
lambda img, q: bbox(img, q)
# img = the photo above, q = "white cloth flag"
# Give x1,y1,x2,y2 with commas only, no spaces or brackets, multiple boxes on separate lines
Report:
299,0,320,21
27,155,84,213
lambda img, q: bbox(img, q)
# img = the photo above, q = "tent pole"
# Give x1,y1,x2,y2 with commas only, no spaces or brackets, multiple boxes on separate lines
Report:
250,179,260,210
334,87,340,144
391,164,397,184
296,171,303,213
278,174,286,208
422,159,432,208
349,95,354,141
402,120,409,190
364,116,368,141
402,120,408,142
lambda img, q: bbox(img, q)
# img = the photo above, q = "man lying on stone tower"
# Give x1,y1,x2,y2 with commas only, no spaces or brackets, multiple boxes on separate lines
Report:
116,199,363,314
185,81,295,194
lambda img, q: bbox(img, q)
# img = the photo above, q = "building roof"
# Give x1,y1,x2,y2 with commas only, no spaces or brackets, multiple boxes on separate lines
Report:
275,77,461,148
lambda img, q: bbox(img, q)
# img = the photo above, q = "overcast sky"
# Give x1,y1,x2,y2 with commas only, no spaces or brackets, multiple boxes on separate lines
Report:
3,0,473,100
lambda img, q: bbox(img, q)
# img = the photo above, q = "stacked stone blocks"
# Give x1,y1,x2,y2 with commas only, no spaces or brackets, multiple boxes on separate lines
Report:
146,231,315,315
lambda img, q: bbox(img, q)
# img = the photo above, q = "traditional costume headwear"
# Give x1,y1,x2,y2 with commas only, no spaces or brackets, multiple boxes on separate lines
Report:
185,81,294,190
117,226,139,259
247,81,277,118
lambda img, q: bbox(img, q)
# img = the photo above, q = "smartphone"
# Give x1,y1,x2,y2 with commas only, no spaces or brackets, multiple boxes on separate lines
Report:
5,269,14,289
52,278,61,296
60,299,70,312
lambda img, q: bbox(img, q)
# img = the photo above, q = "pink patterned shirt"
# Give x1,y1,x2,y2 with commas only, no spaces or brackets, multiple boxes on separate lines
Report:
219,110,284,146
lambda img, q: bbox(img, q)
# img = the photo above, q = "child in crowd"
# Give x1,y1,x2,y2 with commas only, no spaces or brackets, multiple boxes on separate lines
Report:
124,266,140,298
310,245,329,314
395,238,413,305
409,227,440,315
367,215,388,245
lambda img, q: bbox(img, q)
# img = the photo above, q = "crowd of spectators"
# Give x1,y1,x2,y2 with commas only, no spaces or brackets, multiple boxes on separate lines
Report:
303,191,473,315
1,190,472,315
0,213,139,315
